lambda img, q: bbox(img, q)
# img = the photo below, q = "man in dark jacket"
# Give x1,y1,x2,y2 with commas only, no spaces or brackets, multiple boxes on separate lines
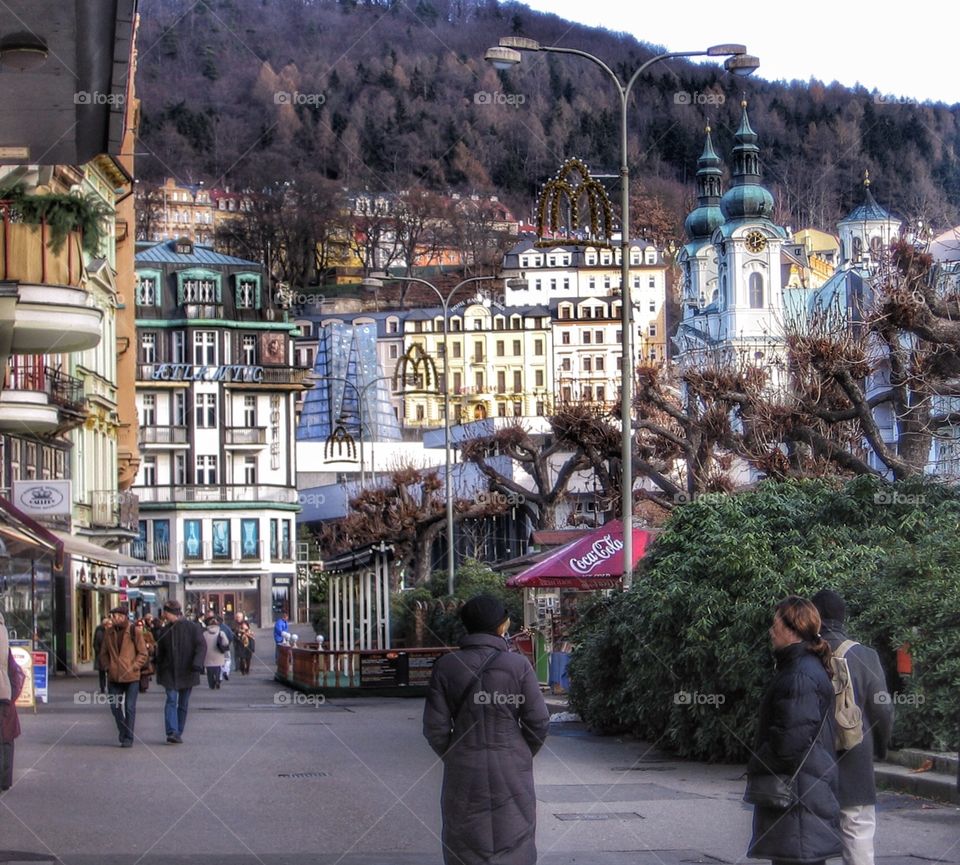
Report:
813,589,894,865
154,600,206,744
100,605,148,748
423,594,550,865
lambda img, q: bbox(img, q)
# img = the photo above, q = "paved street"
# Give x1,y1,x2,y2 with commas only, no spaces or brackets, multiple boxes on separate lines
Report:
1,644,957,865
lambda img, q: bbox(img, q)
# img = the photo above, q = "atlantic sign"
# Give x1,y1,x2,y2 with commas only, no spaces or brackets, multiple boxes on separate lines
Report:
150,364,264,383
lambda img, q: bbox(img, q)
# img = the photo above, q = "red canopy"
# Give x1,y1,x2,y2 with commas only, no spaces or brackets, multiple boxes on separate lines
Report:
506,520,655,590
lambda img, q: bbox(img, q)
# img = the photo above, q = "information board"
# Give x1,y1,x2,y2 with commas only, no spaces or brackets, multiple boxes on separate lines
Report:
407,650,447,687
32,651,48,704
10,645,34,709
359,651,405,687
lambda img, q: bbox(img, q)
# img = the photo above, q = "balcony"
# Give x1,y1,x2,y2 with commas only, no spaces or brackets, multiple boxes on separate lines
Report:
0,364,87,435
0,202,106,354
183,303,223,319
131,539,170,564
182,540,265,564
135,485,299,506
141,425,189,447
225,427,266,447
90,490,140,530
231,365,314,388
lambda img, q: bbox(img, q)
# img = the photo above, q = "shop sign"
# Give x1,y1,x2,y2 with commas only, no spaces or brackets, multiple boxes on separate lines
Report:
568,533,623,575
10,644,34,709
149,364,264,383
273,576,292,586
13,480,72,516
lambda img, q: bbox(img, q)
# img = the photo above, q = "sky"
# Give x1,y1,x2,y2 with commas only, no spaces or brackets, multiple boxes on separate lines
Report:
518,1,957,106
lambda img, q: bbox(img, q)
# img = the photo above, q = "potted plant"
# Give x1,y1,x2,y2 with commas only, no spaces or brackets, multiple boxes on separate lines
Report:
1,184,113,254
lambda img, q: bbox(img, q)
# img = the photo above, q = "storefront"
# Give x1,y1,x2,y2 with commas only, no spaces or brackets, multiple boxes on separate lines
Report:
506,520,656,692
184,575,261,626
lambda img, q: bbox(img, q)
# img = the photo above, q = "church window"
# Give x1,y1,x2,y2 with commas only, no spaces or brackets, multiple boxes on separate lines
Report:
749,273,764,308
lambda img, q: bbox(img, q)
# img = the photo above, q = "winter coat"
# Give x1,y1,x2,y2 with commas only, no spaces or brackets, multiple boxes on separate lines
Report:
155,617,207,690
202,626,228,668
274,618,289,645
1,653,24,743
820,620,894,806
92,624,108,671
747,642,842,865
99,622,149,685
423,633,551,865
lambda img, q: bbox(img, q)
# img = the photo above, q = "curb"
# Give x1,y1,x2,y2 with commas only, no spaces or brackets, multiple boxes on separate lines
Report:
875,761,959,805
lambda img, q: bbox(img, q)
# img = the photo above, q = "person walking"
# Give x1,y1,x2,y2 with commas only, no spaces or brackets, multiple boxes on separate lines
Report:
218,617,234,682
92,616,111,694
0,612,25,791
154,600,206,744
99,606,149,748
812,589,894,865
202,616,229,689
746,595,842,865
423,594,550,865
235,622,255,675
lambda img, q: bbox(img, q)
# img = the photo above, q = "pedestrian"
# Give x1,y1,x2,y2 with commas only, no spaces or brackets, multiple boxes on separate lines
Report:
218,617,234,681
202,616,229,689
423,594,550,865
746,595,842,865
154,599,206,744
273,612,288,661
812,589,894,865
0,612,25,791
235,622,255,675
92,616,111,694
136,619,157,692
99,605,149,748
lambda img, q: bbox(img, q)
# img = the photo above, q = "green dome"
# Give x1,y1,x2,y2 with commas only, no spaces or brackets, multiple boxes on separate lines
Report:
684,205,724,241
720,184,774,222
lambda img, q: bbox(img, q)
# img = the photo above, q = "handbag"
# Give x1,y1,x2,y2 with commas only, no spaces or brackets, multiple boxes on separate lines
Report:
744,709,830,810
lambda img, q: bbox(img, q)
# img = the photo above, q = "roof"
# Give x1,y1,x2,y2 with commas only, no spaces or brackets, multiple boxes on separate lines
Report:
135,240,260,268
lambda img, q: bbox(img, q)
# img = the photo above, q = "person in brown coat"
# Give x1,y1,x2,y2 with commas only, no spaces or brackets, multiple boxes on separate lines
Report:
423,595,550,865
0,611,25,791
99,605,148,748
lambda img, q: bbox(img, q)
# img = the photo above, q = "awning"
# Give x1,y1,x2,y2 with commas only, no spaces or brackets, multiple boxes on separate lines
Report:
506,520,656,590
49,530,158,580
125,589,157,603
0,497,64,565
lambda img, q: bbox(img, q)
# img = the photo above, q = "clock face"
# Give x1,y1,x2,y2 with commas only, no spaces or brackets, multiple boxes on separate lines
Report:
745,230,767,253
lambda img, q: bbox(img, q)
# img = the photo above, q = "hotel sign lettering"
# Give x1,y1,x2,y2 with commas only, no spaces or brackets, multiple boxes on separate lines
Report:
150,364,264,383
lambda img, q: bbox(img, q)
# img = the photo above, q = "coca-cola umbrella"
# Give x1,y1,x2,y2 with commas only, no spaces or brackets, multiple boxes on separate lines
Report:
506,520,655,590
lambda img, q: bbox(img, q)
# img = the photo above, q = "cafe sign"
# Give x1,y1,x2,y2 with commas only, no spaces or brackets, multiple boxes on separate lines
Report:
13,480,72,516
150,364,264,383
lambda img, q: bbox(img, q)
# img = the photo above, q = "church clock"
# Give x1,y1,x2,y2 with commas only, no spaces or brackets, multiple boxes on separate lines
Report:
744,230,767,253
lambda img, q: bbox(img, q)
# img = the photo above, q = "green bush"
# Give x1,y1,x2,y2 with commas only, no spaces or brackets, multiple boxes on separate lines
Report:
568,476,960,761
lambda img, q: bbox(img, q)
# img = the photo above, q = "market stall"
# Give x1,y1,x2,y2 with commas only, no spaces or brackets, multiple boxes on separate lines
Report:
506,519,655,691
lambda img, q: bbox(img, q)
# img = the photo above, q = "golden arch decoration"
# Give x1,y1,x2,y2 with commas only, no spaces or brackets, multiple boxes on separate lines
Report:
535,157,615,249
323,422,358,463
393,343,441,394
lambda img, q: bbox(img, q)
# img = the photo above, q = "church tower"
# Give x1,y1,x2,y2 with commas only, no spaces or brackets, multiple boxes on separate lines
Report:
837,171,902,267
679,125,724,311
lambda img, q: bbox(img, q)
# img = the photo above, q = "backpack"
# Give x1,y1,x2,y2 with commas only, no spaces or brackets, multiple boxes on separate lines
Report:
216,630,230,653
831,640,864,751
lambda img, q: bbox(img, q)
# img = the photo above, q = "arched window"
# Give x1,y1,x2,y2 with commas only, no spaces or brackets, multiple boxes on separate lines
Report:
749,273,764,308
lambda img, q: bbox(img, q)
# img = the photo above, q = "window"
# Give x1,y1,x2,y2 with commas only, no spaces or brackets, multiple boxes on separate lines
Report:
387,318,399,334
649,324,657,337
595,330,604,343
244,455,257,485
649,299,656,312
270,518,279,559
534,339,543,356
559,305,572,320
561,386,572,402
172,330,186,363
498,403,507,417
184,519,203,560
196,455,218,484
513,401,522,417
474,343,484,362
212,520,231,559
749,272,764,308
597,386,606,401
582,307,592,320
496,340,505,357
142,456,157,486
241,334,257,365
415,404,425,420
534,279,542,291
243,395,257,427
649,276,656,288
173,392,186,426
195,393,217,428
512,340,521,355
450,318,461,332
596,356,605,371
475,371,484,391
193,331,217,365
583,358,592,372
452,342,461,358
240,519,259,559
562,358,571,372
453,372,462,393
153,519,171,562
141,394,156,426
141,333,157,364
563,278,570,290
583,330,592,344
550,278,557,292
494,317,505,331
583,386,593,401
174,453,186,485
472,319,483,331
594,307,604,319
182,276,218,303
510,316,522,329
535,369,544,387
603,276,611,289
136,274,158,306
236,277,259,309
561,332,571,345
497,371,506,393
513,371,522,393
389,344,399,359
588,277,596,290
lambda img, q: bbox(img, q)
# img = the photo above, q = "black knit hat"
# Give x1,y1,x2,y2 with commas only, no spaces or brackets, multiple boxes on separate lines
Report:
812,589,846,623
460,595,509,635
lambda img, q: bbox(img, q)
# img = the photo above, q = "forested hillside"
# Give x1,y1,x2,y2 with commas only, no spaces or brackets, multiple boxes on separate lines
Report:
136,0,960,233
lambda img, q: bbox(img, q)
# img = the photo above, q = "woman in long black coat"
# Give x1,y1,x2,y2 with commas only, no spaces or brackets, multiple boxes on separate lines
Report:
423,595,550,865
747,596,842,865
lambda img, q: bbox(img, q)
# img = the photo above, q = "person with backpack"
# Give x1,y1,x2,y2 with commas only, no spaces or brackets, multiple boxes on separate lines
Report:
813,589,894,865
423,594,550,865
99,605,149,748
202,616,231,689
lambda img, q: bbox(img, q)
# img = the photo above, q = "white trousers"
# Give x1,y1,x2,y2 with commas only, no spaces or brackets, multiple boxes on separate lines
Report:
222,651,232,676
840,804,876,865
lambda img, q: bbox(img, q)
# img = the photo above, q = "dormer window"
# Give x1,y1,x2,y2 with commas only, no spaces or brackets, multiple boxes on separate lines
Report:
136,271,161,307
174,237,193,255
235,273,261,310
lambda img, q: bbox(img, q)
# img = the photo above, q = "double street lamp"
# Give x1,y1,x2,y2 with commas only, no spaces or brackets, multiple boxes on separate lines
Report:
362,273,497,597
486,38,759,589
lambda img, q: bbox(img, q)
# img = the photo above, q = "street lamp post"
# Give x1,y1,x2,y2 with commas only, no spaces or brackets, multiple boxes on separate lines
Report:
486,38,758,590
362,273,497,597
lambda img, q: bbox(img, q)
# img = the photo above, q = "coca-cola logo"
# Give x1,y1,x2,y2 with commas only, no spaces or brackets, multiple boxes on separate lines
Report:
569,534,623,575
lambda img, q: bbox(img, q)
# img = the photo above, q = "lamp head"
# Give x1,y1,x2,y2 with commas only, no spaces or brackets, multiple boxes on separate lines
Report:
0,32,49,72
360,275,386,291
485,46,521,70
724,54,760,76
